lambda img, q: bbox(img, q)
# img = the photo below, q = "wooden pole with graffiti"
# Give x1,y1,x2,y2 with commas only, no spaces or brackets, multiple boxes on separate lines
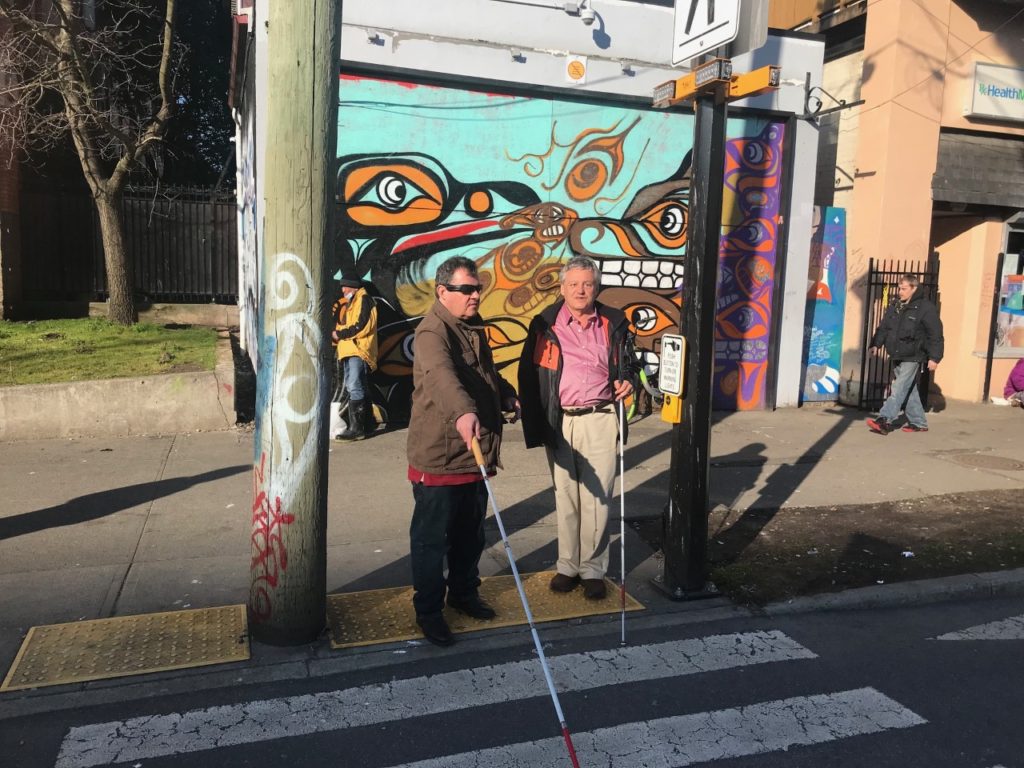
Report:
249,1,341,645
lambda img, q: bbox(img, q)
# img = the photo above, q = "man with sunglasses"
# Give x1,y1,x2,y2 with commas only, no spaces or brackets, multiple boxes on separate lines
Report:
406,256,520,646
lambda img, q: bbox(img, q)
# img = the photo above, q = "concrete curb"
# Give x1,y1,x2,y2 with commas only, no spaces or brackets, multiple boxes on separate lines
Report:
0,336,236,441
762,567,1024,616
3,568,1023,721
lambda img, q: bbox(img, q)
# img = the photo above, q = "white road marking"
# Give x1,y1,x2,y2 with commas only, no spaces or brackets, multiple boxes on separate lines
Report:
56,631,814,768
936,614,1024,641
384,687,926,768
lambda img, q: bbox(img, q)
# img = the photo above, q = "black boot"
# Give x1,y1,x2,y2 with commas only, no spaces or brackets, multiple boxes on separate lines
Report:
337,400,366,441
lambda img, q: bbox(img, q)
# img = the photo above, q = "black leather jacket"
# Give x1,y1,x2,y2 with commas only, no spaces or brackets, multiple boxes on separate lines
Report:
518,300,634,449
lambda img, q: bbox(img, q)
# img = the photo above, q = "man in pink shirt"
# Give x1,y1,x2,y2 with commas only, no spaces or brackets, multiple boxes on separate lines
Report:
518,256,634,600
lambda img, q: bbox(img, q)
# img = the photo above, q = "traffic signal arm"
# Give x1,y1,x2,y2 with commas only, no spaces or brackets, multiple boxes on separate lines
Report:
728,65,781,100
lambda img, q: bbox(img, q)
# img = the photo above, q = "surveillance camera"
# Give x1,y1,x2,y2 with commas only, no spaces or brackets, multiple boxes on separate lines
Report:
581,6,596,24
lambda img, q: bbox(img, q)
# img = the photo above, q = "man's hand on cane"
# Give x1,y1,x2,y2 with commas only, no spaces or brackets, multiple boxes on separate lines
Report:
613,379,633,401
456,412,481,450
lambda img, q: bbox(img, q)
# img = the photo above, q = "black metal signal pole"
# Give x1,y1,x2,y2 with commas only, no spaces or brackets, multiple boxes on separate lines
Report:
660,85,728,598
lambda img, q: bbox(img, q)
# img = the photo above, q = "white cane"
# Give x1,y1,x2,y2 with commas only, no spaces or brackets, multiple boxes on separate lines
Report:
470,437,582,768
618,399,627,646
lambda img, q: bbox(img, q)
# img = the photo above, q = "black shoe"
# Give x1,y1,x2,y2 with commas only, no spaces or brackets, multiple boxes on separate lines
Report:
901,424,929,432
549,573,581,593
582,578,607,600
416,613,454,647
446,593,496,620
866,417,892,435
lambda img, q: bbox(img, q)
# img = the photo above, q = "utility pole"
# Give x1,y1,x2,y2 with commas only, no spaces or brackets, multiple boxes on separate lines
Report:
652,60,780,598
249,1,341,645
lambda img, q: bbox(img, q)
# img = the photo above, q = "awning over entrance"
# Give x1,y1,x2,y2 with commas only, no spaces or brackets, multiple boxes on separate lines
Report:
932,131,1024,209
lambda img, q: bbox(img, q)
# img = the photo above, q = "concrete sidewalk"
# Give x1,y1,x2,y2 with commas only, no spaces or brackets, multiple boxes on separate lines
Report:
1,400,1022,704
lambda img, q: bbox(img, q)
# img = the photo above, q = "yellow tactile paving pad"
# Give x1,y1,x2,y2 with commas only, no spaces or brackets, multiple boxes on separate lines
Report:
327,572,644,649
1,605,249,692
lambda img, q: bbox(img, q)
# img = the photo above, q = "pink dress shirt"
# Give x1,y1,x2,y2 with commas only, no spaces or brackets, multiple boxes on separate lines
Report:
551,304,613,407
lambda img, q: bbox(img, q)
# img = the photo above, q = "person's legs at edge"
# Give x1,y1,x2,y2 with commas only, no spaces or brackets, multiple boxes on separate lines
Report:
343,355,366,401
445,482,486,600
902,365,928,429
878,361,919,424
574,411,616,581
409,484,454,644
546,416,583,587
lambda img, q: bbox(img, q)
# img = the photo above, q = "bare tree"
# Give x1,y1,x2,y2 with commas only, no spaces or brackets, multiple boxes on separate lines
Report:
0,0,178,325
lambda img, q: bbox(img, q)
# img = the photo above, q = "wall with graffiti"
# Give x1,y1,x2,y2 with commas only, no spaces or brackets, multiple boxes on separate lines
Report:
800,207,847,403
336,75,786,415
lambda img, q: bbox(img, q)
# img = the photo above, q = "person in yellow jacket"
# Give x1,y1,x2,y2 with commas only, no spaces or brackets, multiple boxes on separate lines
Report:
331,267,378,441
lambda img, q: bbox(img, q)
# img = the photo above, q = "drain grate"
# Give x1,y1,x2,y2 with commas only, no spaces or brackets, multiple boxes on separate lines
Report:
327,572,644,649
1,605,249,692
947,453,1024,471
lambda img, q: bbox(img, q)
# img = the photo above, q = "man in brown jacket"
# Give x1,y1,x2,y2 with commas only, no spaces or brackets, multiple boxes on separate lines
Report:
407,256,520,646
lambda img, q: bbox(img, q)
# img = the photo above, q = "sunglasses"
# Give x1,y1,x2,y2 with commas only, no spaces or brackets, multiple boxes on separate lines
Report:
443,283,482,295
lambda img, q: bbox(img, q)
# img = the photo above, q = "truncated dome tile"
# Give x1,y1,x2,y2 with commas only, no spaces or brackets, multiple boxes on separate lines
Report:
327,572,643,649
1,605,249,692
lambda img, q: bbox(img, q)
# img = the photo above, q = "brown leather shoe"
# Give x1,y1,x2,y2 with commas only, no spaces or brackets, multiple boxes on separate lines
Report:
582,578,607,600
549,573,580,593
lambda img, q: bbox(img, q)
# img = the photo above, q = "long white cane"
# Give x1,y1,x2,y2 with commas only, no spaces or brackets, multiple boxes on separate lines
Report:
470,437,581,768
618,399,627,646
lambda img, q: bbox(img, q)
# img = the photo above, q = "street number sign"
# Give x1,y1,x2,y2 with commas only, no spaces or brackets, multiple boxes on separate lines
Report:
659,334,686,397
672,0,741,66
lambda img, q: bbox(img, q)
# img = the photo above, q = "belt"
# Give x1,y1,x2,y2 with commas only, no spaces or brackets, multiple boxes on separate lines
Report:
561,403,614,416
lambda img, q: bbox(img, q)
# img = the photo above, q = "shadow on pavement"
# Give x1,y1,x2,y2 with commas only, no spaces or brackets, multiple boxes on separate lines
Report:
710,407,859,562
0,465,250,541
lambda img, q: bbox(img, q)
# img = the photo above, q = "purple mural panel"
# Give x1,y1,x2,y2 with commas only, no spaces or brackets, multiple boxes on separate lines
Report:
713,123,785,410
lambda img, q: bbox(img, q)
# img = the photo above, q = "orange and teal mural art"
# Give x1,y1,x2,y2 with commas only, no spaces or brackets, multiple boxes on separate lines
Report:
336,75,785,416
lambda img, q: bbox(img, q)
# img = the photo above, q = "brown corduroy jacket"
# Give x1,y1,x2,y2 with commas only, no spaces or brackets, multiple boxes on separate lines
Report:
406,301,516,476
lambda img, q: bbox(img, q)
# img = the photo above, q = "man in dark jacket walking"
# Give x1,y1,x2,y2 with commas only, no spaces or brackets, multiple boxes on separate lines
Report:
867,273,944,434
518,256,633,600
407,256,520,646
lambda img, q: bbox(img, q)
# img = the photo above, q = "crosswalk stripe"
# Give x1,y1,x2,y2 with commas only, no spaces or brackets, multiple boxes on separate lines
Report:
936,614,1024,641
383,687,927,768
55,631,814,768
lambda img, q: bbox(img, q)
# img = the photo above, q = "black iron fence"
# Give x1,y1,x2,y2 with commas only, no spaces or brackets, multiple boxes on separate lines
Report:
859,255,940,410
21,185,237,304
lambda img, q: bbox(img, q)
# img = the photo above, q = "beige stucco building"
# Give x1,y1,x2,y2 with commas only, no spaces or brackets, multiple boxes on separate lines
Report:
775,0,1024,406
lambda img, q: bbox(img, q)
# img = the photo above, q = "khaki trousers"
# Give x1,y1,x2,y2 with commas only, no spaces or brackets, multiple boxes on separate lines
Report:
545,410,619,580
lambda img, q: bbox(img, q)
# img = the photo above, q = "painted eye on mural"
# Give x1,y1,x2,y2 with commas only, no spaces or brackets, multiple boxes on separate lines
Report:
630,306,658,332
355,173,433,213
623,303,675,337
341,162,446,227
659,205,686,237
376,176,410,209
637,201,688,248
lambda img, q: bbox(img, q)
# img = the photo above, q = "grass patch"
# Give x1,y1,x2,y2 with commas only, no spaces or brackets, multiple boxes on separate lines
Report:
0,318,218,386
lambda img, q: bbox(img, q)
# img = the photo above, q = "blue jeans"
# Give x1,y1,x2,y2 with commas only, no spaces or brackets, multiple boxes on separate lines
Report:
340,356,367,401
879,360,927,427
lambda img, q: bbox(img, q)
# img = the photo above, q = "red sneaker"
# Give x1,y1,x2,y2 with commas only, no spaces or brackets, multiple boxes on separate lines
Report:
902,424,929,432
866,417,892,435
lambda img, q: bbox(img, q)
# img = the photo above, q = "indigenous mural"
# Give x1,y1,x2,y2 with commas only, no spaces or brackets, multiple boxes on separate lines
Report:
800,207,847,403
336,75,785,416
713,123,786,410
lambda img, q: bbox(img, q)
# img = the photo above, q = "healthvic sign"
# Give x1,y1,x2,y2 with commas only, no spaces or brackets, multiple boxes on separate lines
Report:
966,62,1024,123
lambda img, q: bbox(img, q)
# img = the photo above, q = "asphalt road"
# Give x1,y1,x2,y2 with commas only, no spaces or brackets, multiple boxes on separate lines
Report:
3,595,1021,768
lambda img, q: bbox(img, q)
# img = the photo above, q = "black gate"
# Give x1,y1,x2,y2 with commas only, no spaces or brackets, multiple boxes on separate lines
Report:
21,185,237,304
858,256,940,410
